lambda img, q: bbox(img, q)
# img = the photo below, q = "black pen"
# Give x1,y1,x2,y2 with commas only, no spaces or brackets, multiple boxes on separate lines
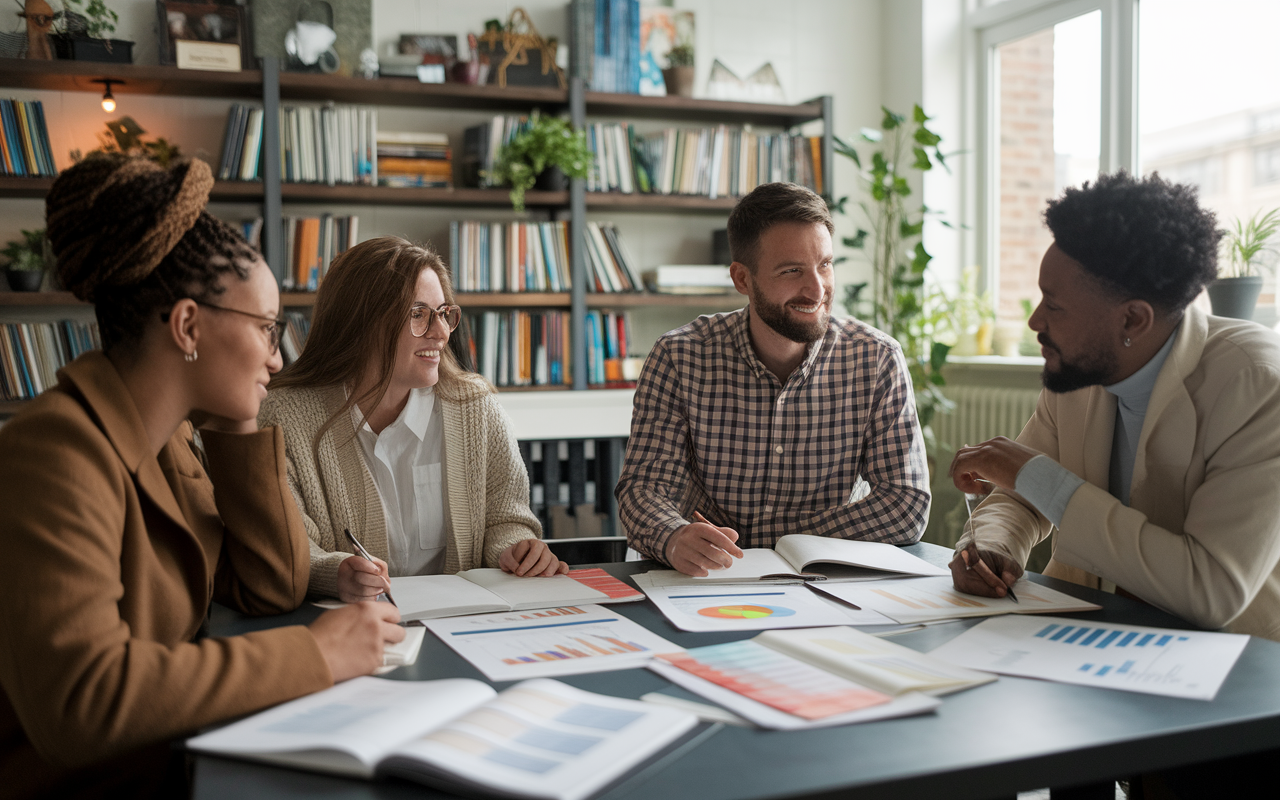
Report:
344,528,397,608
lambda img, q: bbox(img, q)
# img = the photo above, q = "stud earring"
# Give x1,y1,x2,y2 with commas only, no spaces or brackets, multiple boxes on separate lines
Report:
1123,338,1131,347
185,350,198,362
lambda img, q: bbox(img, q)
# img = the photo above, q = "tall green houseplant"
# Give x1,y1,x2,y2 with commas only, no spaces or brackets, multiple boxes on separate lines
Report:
833,105,956,441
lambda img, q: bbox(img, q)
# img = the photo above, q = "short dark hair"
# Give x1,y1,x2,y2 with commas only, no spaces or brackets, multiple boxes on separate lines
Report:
1043,171,1220,315
727,182,833,270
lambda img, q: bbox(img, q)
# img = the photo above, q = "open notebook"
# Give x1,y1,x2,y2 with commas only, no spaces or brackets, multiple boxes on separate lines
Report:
644,534,949,587
187,677,697,800
319,568,643,622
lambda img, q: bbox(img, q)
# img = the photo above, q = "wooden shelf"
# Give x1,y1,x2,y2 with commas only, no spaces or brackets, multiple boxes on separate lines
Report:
586,192,737,212
0,291,79,305
0,178,263,202
0,176,54,198
584,92,825,126
587,293,743,308
495,384,571,392
279,73,567,111
280,184,567,208
0,58,264,99
456,293,571,308
0,400,26,415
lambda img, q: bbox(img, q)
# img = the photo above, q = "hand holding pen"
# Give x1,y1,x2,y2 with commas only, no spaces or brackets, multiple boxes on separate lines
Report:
340,528,397,607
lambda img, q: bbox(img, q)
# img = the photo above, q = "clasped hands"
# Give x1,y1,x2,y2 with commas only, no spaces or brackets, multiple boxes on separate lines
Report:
947,436,1039,599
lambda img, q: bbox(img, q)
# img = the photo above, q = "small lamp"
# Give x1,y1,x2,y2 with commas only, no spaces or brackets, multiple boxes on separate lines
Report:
91,79,122,113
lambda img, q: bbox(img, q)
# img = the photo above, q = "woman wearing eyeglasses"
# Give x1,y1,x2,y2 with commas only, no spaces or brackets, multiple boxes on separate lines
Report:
259,236,565,604
0,155,402,799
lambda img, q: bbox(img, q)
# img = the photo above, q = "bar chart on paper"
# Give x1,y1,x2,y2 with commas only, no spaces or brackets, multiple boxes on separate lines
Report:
423,605,682,682
927,615,1250,700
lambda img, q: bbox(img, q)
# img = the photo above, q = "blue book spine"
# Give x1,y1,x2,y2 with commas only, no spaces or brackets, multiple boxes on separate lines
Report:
32,101,56,176
627,0,640,94
1,100,27,176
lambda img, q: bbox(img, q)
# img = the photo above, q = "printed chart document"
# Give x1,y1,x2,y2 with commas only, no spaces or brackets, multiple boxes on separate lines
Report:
928,615,1249,700
319,568,644,622
813,576,1101,624
642,535,948,588
649,634,942,730
631,576,894,631
187,677,697,800
423,604,682,682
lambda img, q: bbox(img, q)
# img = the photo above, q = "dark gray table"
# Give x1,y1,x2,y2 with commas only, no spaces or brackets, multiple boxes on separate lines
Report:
195,543,1280,800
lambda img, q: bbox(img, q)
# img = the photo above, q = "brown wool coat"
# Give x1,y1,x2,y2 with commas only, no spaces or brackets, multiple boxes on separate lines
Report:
0,352,332,799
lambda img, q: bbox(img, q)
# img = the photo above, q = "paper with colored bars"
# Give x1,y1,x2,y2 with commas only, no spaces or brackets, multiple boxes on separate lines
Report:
630,575,893,631
423,604,682,682
927,615,1249,700
812,576,1101,624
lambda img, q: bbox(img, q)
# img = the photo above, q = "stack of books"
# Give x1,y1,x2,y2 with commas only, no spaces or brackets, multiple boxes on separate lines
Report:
376,131,452,188
583,221,644,293
1,320,101,400
643,264,735,294
585,309,632,386
450,220,571,293
0,98,56,177
282,214,359,290
467,310,572,388
461,115,532,188
587,122,824,198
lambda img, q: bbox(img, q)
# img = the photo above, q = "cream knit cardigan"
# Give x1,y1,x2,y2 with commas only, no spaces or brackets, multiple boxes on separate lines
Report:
258,382,541,598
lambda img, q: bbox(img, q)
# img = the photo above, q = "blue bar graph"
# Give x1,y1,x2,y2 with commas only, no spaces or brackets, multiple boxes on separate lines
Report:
1036,624,1059,638
1156,635,1173,646
1079,629,1105,646
1137,634,1155,647
1117,632,1138,647
1118,660,1136,674
1050,626,1074,641
1064,628,1090,643
1097,665,1112,676
1096,631,1122,648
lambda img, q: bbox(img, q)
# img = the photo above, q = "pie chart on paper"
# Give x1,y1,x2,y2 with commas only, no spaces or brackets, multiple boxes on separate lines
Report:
697,604,797,619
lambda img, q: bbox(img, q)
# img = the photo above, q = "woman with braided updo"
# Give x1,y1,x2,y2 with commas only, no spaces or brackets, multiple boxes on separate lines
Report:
0,154,402,799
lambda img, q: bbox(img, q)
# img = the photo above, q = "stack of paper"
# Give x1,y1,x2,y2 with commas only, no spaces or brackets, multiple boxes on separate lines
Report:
811,577,1101,624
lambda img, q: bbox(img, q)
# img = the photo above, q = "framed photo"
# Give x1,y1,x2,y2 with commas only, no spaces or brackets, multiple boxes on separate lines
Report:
157,1,255,71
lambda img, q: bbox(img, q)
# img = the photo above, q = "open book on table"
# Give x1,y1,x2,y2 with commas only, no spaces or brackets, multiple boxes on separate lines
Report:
644,534,949,587
319,568,643,622
648,626,993,730
187,676,697,800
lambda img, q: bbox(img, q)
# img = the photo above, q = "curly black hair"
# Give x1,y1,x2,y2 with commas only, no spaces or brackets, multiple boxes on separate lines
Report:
1043,171,1220,315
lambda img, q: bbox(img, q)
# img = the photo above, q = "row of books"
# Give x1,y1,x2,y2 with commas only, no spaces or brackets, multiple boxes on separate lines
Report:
218,104,379,186
377,131,452,189
283,214,360,290
0,320,101,401
0,99,56,177
450,221,572,293
279,311,312,366
570,0,642,94
593,123,824,197
466,310,573,388
585,309,634,386
461,115,534,188
583,221,644,292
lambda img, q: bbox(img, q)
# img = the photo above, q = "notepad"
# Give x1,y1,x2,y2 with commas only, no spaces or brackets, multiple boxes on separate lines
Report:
319,568,644,623
643,535,949,588
187,677,698,800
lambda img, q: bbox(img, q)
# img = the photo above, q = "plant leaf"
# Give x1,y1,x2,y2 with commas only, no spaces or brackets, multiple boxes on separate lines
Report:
881,107,905,130
912,147,932,171
913,104,930,124
913,126,942,147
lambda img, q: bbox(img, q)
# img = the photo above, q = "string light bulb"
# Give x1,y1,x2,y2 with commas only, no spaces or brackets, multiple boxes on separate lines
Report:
91,79,122,113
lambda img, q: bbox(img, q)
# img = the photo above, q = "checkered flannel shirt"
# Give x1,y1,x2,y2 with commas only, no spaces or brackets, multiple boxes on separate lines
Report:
616,307,929,564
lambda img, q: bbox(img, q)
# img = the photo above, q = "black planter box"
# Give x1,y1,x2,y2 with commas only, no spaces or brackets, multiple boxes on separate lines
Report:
50,34,134,64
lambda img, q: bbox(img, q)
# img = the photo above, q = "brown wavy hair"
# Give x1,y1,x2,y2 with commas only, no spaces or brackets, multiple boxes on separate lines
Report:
270,236,490,450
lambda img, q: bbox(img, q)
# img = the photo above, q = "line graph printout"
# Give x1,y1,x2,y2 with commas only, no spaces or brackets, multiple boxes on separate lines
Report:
927,615,1249,700
813,577,1100,624
424,605,682,682
635,581,891,632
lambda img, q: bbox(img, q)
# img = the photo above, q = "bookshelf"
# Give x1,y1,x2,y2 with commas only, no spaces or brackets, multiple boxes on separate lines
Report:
0,57,828,407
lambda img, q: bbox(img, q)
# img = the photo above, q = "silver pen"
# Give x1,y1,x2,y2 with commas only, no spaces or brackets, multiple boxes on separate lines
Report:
344,528,397,607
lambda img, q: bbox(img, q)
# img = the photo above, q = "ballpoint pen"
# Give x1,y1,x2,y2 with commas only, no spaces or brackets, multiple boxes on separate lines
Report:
344,528,397,608
962,493,1018,603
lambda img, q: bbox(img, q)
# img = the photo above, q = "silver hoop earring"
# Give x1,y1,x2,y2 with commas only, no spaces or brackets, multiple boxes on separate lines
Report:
185,350,198,362
1123,338,1131,347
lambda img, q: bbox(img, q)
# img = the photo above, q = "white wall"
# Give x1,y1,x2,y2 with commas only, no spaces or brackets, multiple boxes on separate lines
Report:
3,0,893,329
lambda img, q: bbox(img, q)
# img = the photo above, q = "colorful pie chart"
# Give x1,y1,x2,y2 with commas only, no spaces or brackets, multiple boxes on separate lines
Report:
696,604,797,619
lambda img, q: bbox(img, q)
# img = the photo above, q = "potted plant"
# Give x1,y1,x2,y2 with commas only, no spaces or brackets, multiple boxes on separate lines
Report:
489,111,590,211
2,229,49,292
662,43,695,98
934,266,994,356
1209,208,1279,321
51,0,133,64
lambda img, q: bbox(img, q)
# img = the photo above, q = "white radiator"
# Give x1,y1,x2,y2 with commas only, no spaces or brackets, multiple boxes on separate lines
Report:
933,385,1041,451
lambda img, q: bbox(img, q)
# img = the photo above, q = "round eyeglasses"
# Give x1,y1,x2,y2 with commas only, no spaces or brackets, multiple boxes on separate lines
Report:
410,303,461,337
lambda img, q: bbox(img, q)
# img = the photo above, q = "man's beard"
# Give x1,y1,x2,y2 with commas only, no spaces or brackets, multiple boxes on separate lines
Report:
750,284,830,344
1039,333,1118,393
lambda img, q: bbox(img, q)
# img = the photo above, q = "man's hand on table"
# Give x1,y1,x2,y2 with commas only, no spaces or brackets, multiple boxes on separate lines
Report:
668,514,744,576
949,545,1024,598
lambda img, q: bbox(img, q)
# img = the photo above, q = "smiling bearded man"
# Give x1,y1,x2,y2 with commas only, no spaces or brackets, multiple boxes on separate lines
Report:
616,182,930,577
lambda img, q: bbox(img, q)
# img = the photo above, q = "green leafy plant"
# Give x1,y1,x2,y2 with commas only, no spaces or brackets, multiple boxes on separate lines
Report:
932,266,994,355
1221,208,1280,278
666,44,694,68
489,111,590,211
832,105,959,440
1,229,48,272
69,116,183,167
59,0,118,39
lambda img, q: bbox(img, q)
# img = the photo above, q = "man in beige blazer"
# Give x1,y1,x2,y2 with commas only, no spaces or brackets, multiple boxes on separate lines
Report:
950,171,1280,646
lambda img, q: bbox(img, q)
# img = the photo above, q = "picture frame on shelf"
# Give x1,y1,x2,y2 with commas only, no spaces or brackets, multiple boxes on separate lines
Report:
156,1,255,72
